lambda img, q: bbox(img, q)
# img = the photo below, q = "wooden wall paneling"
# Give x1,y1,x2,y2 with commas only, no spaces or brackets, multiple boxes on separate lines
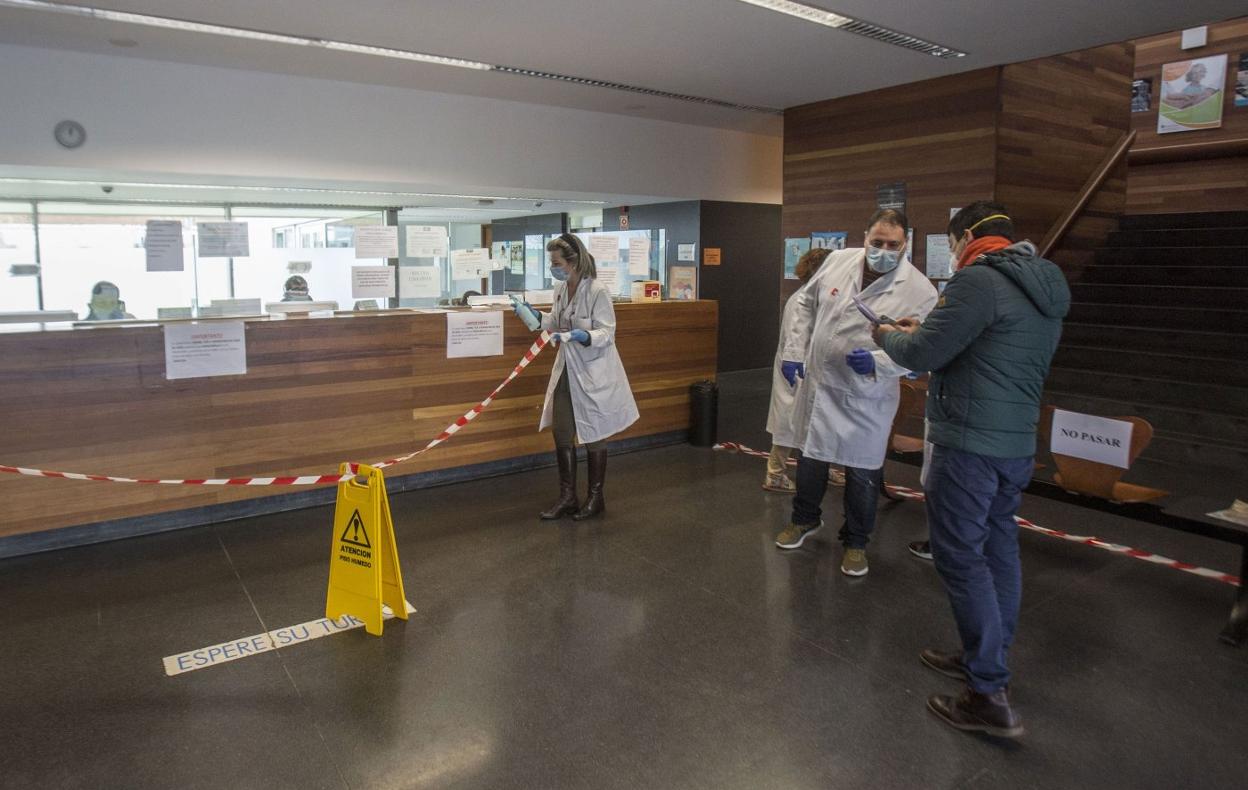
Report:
1128,16,1248,213
0,301,716,540
995,44,1133,258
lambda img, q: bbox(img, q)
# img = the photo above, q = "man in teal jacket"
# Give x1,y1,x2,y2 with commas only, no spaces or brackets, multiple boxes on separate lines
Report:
874,201,1070,739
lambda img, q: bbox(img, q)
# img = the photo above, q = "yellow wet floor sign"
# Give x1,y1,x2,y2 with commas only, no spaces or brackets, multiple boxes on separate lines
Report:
325,463,407,636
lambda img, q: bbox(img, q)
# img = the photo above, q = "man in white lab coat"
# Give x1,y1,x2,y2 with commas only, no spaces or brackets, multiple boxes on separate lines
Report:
774,209,938,577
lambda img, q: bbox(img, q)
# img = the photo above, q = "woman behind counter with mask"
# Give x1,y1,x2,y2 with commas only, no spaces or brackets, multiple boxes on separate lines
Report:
512,233,639,521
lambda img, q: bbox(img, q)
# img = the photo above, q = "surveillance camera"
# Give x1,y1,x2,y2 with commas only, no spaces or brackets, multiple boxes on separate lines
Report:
535,201,543,208
101,185,114,194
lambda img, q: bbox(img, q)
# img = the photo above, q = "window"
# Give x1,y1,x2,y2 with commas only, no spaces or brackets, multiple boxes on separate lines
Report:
0,202,38,313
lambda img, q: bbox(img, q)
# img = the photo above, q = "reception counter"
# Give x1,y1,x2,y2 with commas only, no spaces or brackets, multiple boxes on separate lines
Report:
0,301,717,556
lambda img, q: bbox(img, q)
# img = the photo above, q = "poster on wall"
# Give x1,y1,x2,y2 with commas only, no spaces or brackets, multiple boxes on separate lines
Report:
509,243,525,274
1158,54,1228,134
876,181,906,214
925,234,953,280
810,231,846,251
783,238,811,279
1131,78,1152,112
669,266,697,301
1236,54,1248,107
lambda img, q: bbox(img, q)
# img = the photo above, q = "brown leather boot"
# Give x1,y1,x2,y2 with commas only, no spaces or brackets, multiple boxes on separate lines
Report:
572,448,607,520
928,687,1024,739
539,447,579,520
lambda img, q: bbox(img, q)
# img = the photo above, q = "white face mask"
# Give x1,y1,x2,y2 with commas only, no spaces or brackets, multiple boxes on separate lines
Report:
865,245,901,274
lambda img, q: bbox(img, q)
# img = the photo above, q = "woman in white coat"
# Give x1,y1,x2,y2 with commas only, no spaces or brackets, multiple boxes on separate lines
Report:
513,233,639,521
764,247,831,492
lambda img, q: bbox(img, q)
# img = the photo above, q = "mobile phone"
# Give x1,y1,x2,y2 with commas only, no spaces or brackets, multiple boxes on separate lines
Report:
851,295,897,326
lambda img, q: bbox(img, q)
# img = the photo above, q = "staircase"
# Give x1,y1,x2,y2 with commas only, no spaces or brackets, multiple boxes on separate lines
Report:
1046,211,1248,471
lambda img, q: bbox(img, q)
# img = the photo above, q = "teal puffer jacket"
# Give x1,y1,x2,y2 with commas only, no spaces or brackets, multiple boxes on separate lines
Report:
881,242,1070,458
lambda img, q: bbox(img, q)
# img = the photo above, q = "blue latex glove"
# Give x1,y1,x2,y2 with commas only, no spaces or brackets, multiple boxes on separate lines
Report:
780,360,805,387
554,329,591,346
846,348,875,376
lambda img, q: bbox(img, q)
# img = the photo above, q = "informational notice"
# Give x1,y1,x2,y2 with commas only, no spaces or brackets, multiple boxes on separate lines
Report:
354,225,398,259
703,248,721,266
405,225,449,258
164,321,247,380
1050,409,1133,468
677,243,696,262
446,310,503,358
197,222,249,258
145,220,184,272
589,234,620,263
926,234,953,279
351,266,395,299
399,266,440,298
596,267,620,295
627,237,651,275
451,248,491,280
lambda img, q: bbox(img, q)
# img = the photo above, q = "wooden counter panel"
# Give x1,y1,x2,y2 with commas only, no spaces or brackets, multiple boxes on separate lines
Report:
0,301,717,539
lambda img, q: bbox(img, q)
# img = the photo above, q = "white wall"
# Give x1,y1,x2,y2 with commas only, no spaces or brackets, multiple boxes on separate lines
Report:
0,44,781,204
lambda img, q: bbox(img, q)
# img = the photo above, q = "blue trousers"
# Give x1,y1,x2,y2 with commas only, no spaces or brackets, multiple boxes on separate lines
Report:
791,455,882,549
925,445,1033,694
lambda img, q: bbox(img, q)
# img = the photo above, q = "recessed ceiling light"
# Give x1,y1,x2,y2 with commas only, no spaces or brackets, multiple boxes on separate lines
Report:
107,37,137,48
733,0,967,59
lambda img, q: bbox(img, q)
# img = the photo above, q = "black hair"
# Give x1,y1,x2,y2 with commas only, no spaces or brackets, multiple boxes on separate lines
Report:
866,208,908,233
949,201,1016,242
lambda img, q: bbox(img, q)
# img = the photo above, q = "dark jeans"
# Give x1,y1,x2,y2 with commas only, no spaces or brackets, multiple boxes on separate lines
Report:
925,444,1033,694
791,455,882,549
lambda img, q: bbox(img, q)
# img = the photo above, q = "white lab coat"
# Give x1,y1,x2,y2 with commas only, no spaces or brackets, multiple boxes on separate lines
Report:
766,290,804,447
538,277,639,444
782,248,938,469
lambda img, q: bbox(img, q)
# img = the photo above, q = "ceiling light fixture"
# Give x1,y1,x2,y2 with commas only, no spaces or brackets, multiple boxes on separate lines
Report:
489,65,781,114
0,0,492,69
0,178,609,205
734,0,967,59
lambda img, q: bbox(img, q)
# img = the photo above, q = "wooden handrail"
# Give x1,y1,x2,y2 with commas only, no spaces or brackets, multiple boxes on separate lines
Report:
1039,130,1136,259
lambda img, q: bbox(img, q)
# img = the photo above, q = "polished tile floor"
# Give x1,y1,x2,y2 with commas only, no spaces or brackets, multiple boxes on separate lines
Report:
1,369,1245,789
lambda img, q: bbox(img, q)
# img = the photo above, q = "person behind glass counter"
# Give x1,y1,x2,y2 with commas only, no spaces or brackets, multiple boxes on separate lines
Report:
83,281,135,321
511,233,639,521
281,275,312,302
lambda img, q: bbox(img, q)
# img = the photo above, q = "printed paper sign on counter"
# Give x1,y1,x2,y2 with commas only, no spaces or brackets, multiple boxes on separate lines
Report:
399,266,440,298
197,222,250,258
627,237,651,276
588,234,620,263
405,225,449,258
451,248,491,280
352,266,395,299
164,322,247,380
1050,409,1132,468
446,310,503,358
145,220,184,272
354,225,398,259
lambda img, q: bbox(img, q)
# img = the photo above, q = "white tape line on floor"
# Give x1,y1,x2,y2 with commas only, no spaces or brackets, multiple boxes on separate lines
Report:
162,601,416,677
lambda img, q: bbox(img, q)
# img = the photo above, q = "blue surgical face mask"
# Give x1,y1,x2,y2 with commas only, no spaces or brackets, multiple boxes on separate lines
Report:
865,245,901,274
550,266,570,282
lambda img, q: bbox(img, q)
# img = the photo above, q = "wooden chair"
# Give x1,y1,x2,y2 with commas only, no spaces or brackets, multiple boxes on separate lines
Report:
1041,406,1168,504
888,378,927,454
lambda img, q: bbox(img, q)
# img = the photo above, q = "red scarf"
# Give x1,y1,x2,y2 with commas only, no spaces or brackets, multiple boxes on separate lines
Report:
956,235,1013,271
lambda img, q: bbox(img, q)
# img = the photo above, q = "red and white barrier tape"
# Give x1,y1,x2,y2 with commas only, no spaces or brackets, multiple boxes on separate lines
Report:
0,331,552,486
714,441,1241,588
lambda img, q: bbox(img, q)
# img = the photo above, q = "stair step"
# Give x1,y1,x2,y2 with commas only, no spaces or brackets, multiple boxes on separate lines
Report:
1079,265,1248,288
1107,228,1248,247
1119,211,1248,231
1066,303,1248,332
1059,324,1244,360
1069,283,1248,309
1043,392,1248,448
1045,367,1248,416
1140,432,1248,470
1095,247,1248,266
1052,345,1248,388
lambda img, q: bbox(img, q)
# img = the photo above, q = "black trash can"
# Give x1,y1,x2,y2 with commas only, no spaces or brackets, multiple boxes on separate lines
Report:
688,379,719,447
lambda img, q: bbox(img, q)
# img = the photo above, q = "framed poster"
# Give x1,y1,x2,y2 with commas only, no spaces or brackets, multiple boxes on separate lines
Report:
1236,54,1247,108
1158,54,1228,134
669,265,698,301
1131,78,1152,113
783,237,811,279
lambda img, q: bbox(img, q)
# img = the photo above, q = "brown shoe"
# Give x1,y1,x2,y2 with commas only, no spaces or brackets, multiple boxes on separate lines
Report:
927,687,1024,739
920,648,968,681
572,448,607,521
